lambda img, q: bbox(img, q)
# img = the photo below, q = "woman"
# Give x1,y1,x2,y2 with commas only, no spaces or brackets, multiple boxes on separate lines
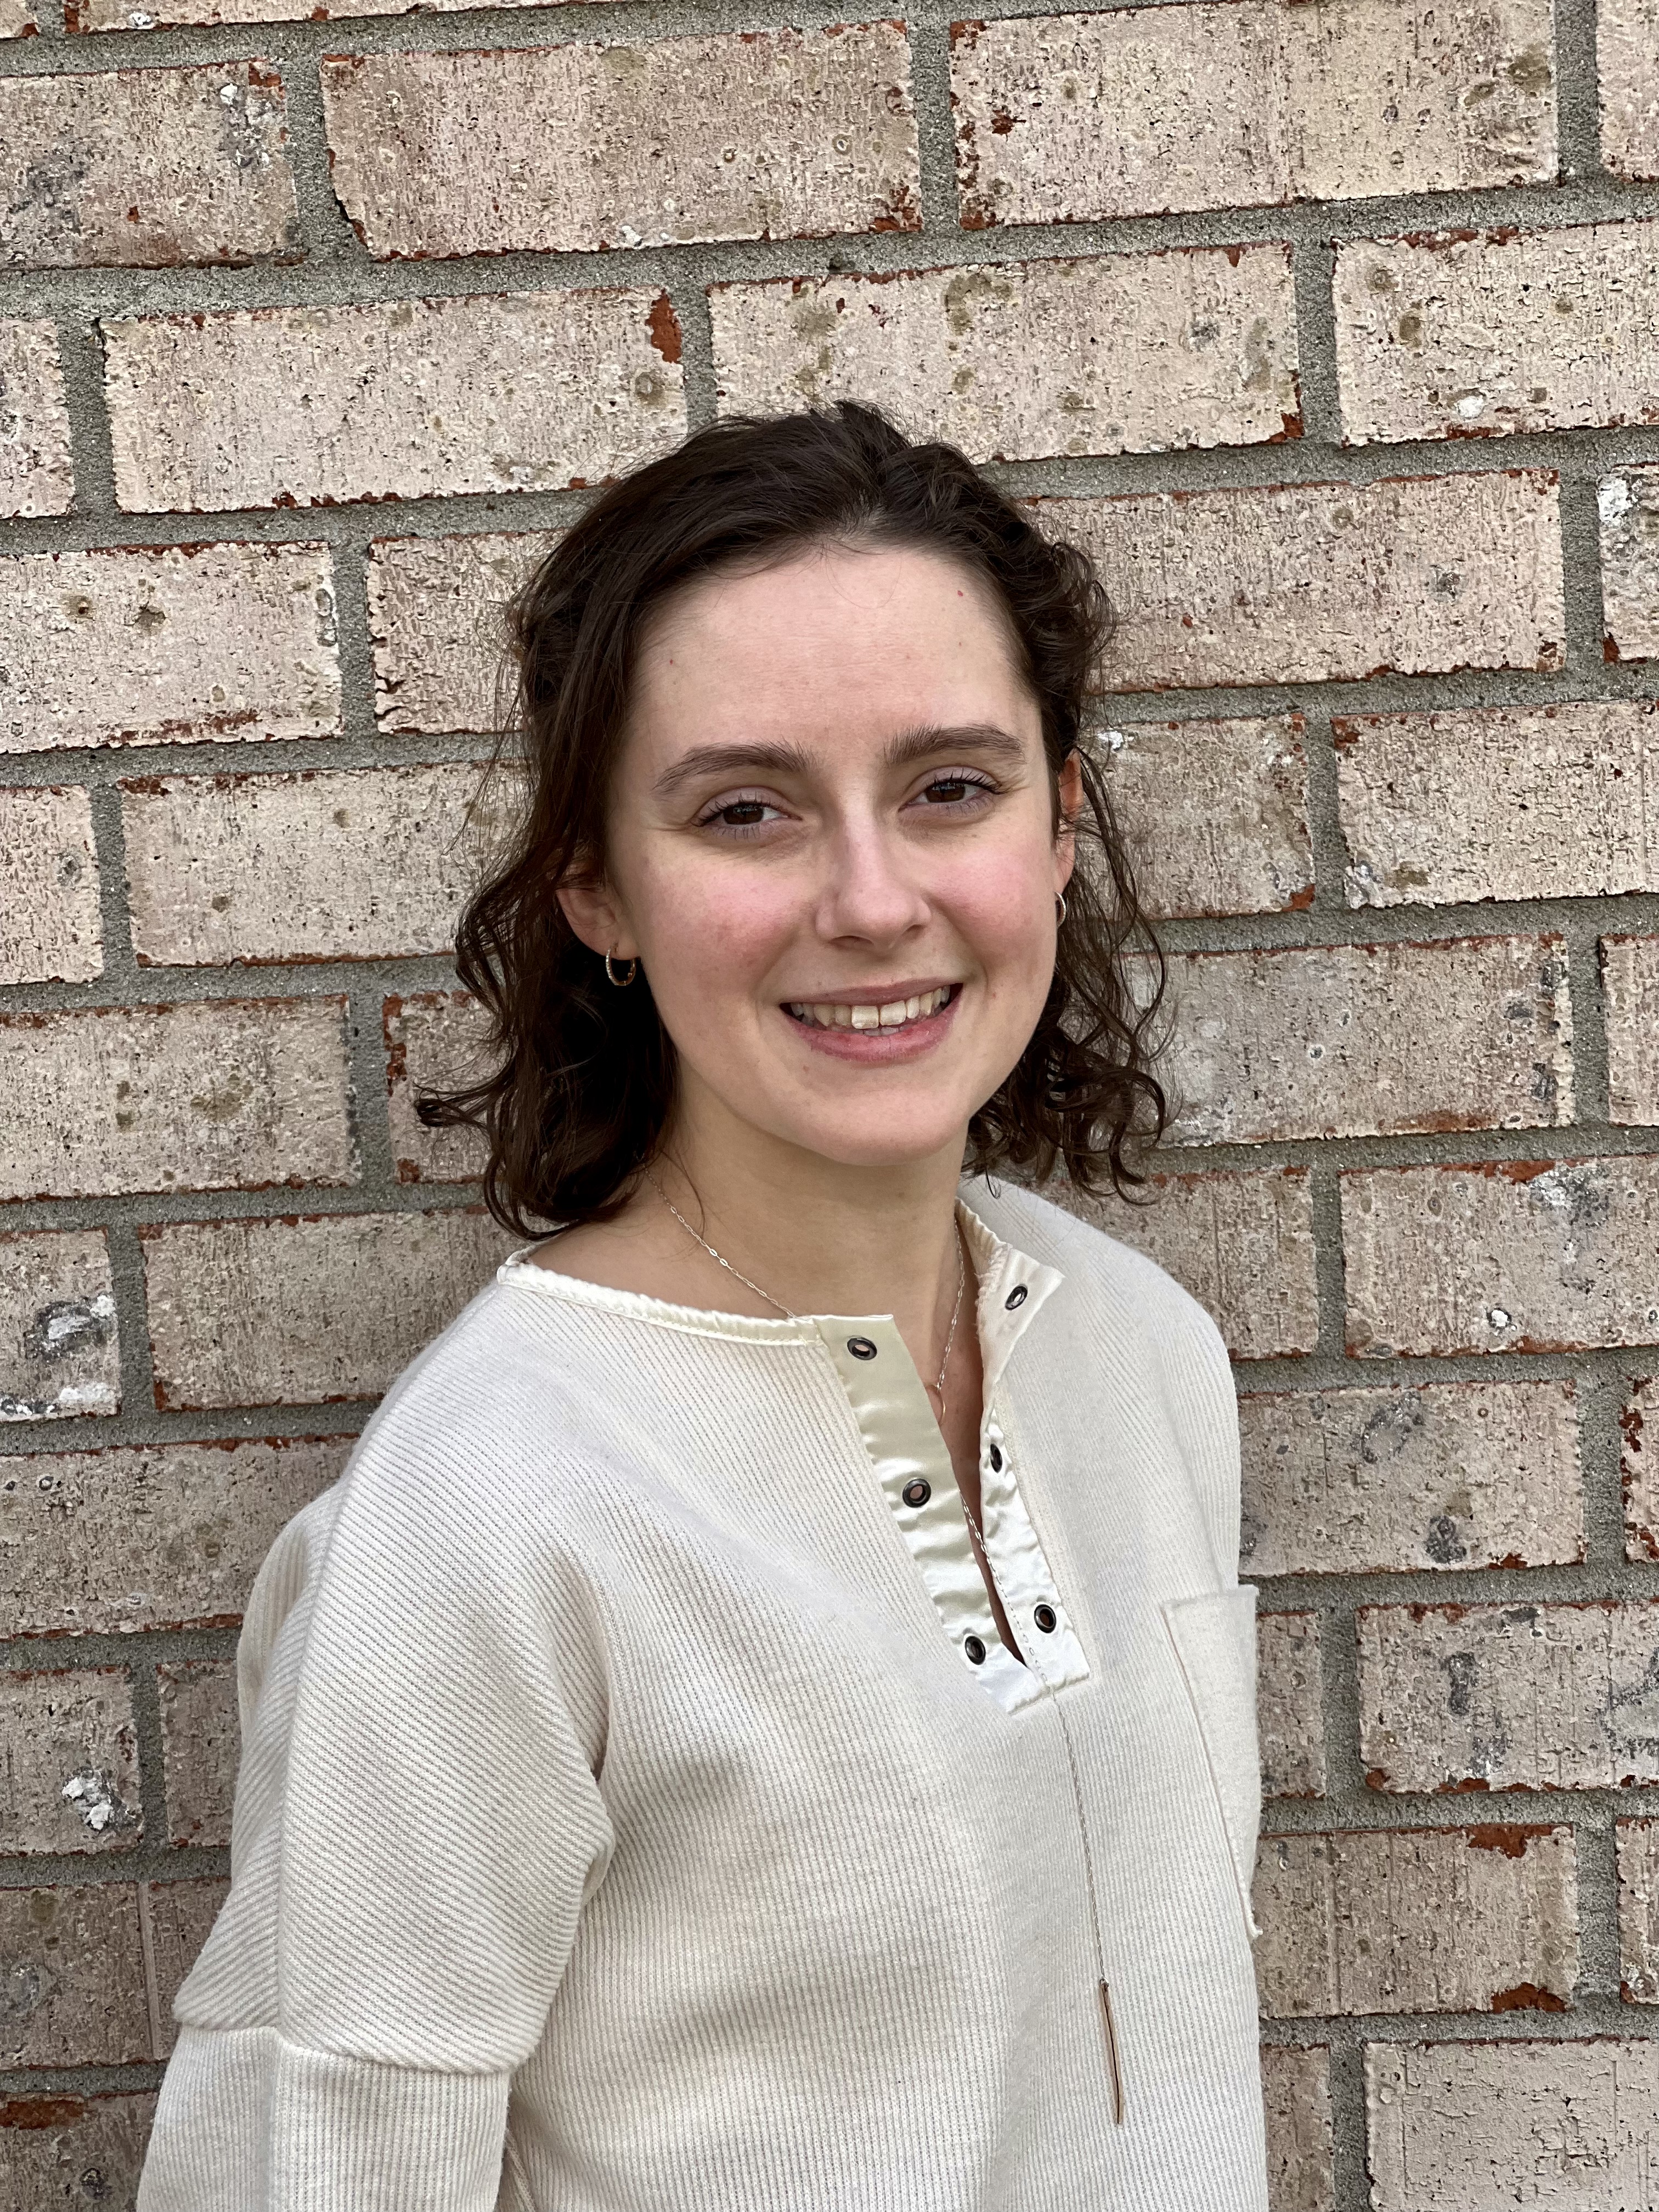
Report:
138,402,1267,2211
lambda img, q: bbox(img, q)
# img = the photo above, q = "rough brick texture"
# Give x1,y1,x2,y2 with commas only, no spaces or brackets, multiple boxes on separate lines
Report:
1260,2045,1334,2212
1617,1819,1659,2001
145,1879,229,2056
0,2094,157,2208
0,1884,150,2066
0,1230,120,1424
0,785,100,985
369,531,559,734
0,321,73,517
0,1669,140,1854
1254,1825,1577,2018
0,0,35,29
385,992,492,1185
1599,0,1659,177
321,28,920,260
1096,716,1312,920
1160,936,1572,1146
1602,935,1659,1125
157,1660,238,1848
1600,469,1659,662
105,290,687,514
710,245,1299,462
1624,1375,1659,1561
74,0,614,29
1257,1612,1324,1799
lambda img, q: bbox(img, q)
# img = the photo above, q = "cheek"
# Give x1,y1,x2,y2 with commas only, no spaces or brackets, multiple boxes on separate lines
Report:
632,855,793,992
944,842,1056,975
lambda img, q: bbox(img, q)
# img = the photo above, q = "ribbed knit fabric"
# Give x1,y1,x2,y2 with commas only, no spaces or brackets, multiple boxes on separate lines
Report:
137,1178,1268,2212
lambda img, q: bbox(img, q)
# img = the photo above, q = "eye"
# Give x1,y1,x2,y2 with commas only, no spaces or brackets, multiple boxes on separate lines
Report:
913,770,998,810
695,792,786,835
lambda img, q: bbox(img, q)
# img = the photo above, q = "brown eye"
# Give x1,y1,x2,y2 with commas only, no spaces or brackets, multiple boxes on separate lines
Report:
720,801,766,825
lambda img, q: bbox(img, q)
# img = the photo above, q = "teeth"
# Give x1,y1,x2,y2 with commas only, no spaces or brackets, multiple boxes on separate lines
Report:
787,988,951,1031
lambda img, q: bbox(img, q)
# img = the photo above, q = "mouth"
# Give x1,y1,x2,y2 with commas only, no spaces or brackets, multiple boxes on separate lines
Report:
784,985,957,1034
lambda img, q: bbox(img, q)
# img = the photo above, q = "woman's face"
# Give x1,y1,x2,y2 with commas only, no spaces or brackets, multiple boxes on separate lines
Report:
559,540,1080,1174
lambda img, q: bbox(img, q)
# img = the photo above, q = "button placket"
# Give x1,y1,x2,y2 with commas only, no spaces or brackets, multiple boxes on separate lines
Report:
975,1412,1088,1697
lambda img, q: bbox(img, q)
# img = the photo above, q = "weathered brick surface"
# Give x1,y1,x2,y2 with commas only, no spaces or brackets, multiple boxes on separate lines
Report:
1337,222,1659,444
1160,936,1572,1146
1096,716,1312,920
0,2093,157,2209
0,63,296,272
1623,1375,1659,1562
1600,469,1659,662
1054,1168,1318,1359
142,1209,514,1408
0,1885,149,2066
709,245,1299,462
74,0,614,28
1616,1818,1659,2001
0,1436,348,1636
1344,1157,1659,1356
0,1668,140,1853
1240,1381,1583,1576
951,0,1556,229
1257,1612,1325,1799
0,543,340,754
1602,935,1659,1126
123,763,499,967
0,785,100,985
157,1659,238,1848
369,531,558,735
385,992,492,1185
1254,1825,1577,2017
1054,472,1564,692
321,28,919,261
1260,2044,1334,2212
1359,1600,1659,1793
0,0,36,30
105,290,687,514
0,321,72,518
1366,2039,1659,2208
0,1229,120,1425
1600,0,1659,178
1338,701,1659,906
145,1878,228,2056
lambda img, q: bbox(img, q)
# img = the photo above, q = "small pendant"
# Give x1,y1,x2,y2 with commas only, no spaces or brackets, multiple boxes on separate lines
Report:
1098,1980,1125,2125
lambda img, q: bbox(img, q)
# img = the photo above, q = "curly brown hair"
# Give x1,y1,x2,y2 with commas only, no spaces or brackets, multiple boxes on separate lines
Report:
419,400,1165,1233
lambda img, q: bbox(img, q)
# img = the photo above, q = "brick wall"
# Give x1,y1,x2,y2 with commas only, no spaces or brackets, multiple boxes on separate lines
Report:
1,0,1656,2197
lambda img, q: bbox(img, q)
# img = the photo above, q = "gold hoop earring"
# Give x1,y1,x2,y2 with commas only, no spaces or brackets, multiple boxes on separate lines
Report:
604,950,639,988
1055,893,1068,926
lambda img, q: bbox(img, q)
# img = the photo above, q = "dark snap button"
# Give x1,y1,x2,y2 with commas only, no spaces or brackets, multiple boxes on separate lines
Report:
963,1634,987,1666
901,1478,931,1509
1034,1603,1058,1634
1005,1285,1028,1310
988,1442,1003,1471
847,1336,878,1360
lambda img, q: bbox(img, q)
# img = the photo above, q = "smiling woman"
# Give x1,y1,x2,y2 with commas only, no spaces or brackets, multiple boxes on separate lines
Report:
136,403,1270,2212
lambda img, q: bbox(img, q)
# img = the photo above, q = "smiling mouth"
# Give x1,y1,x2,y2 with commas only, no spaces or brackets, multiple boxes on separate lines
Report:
785,985,956,1034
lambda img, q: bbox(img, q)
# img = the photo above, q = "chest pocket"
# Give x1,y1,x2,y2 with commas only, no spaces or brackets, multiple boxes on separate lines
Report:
1160,1585,1263,1939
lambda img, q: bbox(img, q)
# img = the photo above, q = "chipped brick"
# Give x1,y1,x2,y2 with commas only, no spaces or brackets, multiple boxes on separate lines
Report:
369,531,559,735
0,1231,119,1426
0,2094,157,2209
1259,1613,1325,1800
1600,0,1659,178
1097,716,1312,921
1600,469,1659,663
0,785,100,984
385,992,491,1187
1260,2044,1334,2212
1616,1818,1659,2001
144,1879,227,2057
1623,1375,1659,1562
0,1885,149,2066
0,321,72,517
0,1668,140,1854
1602,935,1659,1126
157,1660,238,1848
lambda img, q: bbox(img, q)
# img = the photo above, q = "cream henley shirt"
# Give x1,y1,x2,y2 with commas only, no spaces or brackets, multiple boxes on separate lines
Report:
137,1177,1268,2212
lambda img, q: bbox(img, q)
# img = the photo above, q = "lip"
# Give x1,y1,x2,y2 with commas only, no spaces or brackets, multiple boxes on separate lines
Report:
780,981,963,1064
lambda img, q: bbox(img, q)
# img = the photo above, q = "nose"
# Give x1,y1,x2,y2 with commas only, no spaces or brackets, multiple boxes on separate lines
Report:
815,816,931,950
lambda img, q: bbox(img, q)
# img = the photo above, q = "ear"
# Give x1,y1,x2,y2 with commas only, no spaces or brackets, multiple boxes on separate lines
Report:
1054,749,1083,893
556,871,635,962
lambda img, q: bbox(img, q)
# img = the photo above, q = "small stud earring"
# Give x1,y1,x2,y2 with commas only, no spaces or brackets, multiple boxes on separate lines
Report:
1055,893,1068,926
604,950,639,988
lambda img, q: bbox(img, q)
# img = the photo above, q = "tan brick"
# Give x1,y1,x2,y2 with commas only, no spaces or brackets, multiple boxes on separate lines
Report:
157,1660,238,1848
1600,469,1659,662
1338,222,1659,445
0,0,37,29
0,1668,140,1854
1338,700,1659,906
74,0,616,28
123,763,498,967
0,786,100,985
1259,1613,1324,1800
1617,1818,1659,2000
1097,716,1312,921
1603,935,1659,1125
0,1000,352,1202
144,1879,227,2057
1344,1157,1659,1356
1367,2039,1659,2208
0,1230,119,1425
386,992,491,1186
0,2094,157,2209
0,63,296,272
1056,472,1564,692
369,531,559,735
0,1436,347,1637
322,28,919,262
142,1209,515,1409
710,245,1299,462
1254,1826,1577,2017
106,289,686,515
1241,1381,1583,1576
0,1885,149,2066
1600,0,1659,177
951,0,1556,229
0,542,340,755
1162,936,1573,1146
1260,2044,1334,2212
1054,1168,1317,1359
1624,1375,1659,1561
0,321,72,518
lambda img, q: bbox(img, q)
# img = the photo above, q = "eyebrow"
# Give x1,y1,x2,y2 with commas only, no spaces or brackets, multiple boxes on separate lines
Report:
652,723,1029,801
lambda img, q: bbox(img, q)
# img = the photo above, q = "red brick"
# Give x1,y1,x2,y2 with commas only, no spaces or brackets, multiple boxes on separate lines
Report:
1603,935,1659,1125
1255,1825,1577,2017
1623,1375,1659,1562
1616,1818,1659,2001
105,290,686,514
1053,472,1563,692
1260,2044,1334,2212
1337,700,1659,906
0,1668,140,1853
0,543,340,755
0,63,296,271
0,786,100,985
1600,469,1659,663
0,1230,120,1425
320,27,919,260
0,321,72,517
144,1879,228,2057
1097,716,1312,920
0,999,352,1201
1258,1613,1324,1800
710,245,1299,461
951,0,1556,228
157,1660,238,1848
1600,0,1659,178
1161,936,1572,1146
142,1209,515,1408
0,2094,157,2209
0,1886,150,2067
385,992,491,1186
369,531,559,735
1053,1167,1317,1359
0,1436,348,1637
1240,1381,1582,1576
1344,1158,1659,1356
